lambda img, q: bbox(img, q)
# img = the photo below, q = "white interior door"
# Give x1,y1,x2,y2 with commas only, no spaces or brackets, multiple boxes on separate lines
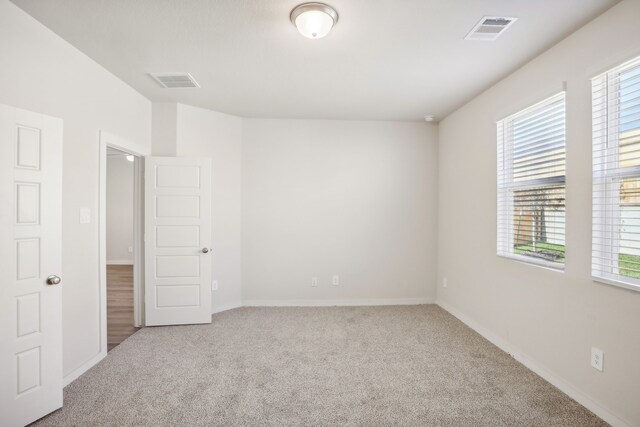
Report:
144,157,212,326
0,106,63,426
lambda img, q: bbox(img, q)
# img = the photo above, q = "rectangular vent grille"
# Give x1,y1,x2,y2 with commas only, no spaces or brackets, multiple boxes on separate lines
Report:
465,16,517,41
150,72,200,88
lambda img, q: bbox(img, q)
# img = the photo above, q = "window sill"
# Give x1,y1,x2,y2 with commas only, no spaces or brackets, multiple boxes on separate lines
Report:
592,275,640,293
497,253,565,272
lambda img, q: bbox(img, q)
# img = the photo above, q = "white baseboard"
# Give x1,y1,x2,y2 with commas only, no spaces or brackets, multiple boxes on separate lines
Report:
106,260,133,265
63,350,107,387
243,297,435,307
212,302,242,314
436,300,632,427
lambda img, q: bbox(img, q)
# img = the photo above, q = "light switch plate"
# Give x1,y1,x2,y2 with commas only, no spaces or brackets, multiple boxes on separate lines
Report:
79,208,91,224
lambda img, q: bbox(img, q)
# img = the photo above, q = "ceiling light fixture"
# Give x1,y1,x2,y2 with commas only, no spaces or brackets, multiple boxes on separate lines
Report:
424,115,436,122
126,155,134,162
290,2,338,39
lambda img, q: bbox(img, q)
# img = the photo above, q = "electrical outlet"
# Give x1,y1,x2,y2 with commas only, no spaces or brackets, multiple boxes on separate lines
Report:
311,277,318,287
443,277,448,288
332,275,339,286
212,280,219,291
127,246,133,253
591,347,604,372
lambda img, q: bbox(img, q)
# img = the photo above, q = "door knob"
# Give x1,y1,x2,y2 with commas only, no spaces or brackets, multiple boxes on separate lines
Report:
46,275,61,285
201,248,210,254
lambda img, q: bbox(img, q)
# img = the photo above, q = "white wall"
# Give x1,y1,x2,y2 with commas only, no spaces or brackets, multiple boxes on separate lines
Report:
242,119,438,305
174,104,243,313
152,103,177,156
0,0,151,378
437,1,640,425
106,156,134,264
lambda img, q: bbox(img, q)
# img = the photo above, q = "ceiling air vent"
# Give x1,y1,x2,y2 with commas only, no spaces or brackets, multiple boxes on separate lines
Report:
465,16,517,41
150,72,200,88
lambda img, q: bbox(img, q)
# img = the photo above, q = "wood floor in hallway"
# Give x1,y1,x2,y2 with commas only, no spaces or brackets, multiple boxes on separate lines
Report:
107,264,139,351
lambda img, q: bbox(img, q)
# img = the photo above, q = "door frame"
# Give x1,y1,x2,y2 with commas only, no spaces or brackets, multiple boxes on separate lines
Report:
98,131,147,355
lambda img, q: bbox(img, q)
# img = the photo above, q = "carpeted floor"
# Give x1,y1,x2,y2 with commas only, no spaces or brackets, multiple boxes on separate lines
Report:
33,305,607,426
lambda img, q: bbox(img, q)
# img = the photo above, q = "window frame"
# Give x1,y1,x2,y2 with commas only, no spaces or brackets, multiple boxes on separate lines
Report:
497,92,567,270
592,56,640,292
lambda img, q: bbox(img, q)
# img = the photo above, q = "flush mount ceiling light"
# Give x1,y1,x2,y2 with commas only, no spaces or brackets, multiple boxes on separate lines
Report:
290,2,338,39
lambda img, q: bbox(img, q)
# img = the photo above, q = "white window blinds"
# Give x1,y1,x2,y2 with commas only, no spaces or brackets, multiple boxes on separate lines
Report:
592,56,640,290
497,92,566,268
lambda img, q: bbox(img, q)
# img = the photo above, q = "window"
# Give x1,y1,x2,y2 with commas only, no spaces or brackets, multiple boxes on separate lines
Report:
497,92,566,268
592,56,640,291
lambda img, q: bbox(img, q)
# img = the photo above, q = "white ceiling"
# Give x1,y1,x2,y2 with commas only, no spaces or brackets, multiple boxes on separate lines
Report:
12,0,618,121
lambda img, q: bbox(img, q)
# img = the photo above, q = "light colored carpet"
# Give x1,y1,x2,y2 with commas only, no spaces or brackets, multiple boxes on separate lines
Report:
34,305,607,426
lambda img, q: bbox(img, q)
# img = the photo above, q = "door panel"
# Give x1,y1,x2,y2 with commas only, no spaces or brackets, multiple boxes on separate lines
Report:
0,105,63,427
155,255,200,277
156,285,200,307
144,157,211,326
156,226,199,248
155,195,200,218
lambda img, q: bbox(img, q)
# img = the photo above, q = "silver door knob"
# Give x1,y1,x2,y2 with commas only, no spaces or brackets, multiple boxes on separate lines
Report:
46,275,61,285
201,248,210,254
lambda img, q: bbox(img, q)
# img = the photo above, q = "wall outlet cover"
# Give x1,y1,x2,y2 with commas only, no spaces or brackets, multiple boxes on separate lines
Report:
591,347,604,372
311,277,318,287
332,275,339,286
212,280,219,291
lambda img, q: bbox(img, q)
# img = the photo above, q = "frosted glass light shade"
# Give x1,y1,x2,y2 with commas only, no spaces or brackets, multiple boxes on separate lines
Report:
291,3,338,39
295,10,333,39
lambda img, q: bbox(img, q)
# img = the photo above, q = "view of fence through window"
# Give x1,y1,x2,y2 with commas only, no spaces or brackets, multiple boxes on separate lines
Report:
592,57,640,285
512,186,566,263
617,177,640,278
497,92,566,266
602,62,640,279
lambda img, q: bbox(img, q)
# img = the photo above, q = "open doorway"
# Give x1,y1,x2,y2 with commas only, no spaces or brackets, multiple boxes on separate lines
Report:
105,147,140,350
